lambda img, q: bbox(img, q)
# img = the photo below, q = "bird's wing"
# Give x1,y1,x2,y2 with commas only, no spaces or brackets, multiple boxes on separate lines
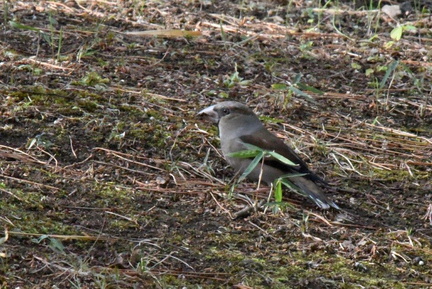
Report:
239,131,327,185
240,131,308,169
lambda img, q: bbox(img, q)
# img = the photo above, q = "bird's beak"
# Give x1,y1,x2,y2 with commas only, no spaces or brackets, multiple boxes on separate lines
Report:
197,105,219,124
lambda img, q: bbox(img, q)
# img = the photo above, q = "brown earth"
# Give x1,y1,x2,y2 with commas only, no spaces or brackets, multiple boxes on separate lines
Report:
0,1,431,288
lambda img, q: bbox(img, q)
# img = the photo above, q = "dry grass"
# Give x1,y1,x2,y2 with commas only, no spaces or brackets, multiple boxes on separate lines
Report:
0,0,431,288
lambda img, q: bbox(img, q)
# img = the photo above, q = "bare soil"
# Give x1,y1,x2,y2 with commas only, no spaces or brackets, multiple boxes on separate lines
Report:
0,1,431,288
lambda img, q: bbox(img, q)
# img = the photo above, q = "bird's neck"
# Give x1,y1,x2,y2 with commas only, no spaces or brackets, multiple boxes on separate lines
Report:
219,115,263,141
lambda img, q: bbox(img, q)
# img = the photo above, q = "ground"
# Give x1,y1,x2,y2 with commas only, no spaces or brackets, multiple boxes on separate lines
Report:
0,0,431,288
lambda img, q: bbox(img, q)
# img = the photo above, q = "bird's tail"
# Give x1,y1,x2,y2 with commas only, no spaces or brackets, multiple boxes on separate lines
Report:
288,176,340,210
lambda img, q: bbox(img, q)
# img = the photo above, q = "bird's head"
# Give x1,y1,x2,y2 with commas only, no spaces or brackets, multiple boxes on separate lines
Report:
197,101,257,125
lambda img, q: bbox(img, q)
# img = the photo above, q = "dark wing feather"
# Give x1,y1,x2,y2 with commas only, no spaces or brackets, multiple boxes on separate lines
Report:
239,132,328,185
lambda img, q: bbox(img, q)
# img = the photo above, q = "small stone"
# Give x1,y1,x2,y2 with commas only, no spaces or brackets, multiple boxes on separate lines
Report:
156,176,167,185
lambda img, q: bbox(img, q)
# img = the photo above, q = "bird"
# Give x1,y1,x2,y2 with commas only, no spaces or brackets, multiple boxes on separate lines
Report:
198,101,339,210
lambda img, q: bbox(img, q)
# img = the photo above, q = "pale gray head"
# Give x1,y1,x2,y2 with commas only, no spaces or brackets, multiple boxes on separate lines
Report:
198,101,264,139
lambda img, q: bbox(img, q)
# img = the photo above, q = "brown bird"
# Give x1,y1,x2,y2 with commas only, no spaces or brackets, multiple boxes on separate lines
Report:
198,101,339,209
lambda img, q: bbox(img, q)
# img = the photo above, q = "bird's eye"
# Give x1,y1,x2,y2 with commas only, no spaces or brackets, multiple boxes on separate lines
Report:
221,108,230,115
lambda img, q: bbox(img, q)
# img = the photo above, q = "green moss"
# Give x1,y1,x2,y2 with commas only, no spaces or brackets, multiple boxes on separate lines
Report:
369,167,413,182
77,71,110,86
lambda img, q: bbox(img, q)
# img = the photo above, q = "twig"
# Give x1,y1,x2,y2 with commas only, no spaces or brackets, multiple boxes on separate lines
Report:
0,174,60,191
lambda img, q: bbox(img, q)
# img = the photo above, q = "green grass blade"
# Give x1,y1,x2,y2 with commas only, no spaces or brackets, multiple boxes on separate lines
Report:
288,86,318,104
274,178,283,202
228,149,262,159
238,151,264,182
297,83,324,95
380,60,399,89
280,178,306,197
267,151,298,166
9,21,40,31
